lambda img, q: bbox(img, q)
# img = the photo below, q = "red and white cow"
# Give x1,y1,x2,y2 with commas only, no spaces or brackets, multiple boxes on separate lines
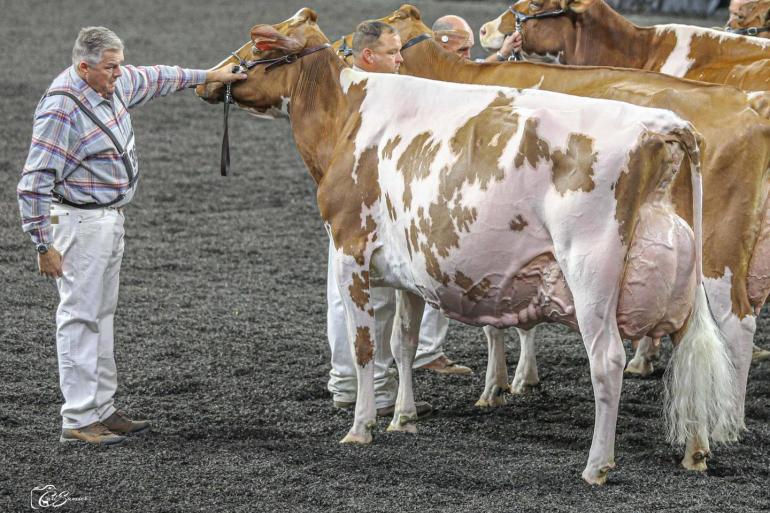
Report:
196,9,741,485
480,0,770,91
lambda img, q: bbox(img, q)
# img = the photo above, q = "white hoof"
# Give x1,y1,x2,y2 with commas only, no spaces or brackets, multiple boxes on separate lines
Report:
752,347,770,363
582,462,614,485
510,380,537,395
475,385,509,408
681,449,710,471
340,422,375,445
624,359,654,377
387,420,418,433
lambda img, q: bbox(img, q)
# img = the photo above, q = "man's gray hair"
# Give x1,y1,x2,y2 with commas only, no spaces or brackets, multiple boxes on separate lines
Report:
352,21,396,55
72,27,124,66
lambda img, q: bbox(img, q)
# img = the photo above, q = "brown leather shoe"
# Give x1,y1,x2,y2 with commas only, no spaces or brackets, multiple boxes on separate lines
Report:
102,410,151,435
419,355,473,376
60,422,126,446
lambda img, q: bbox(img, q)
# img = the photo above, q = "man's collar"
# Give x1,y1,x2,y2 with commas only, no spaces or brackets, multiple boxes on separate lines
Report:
68,67,110,108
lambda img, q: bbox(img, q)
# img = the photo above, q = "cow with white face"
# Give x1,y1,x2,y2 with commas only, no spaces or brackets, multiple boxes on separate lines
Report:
197,9,741,485
480,0,770,91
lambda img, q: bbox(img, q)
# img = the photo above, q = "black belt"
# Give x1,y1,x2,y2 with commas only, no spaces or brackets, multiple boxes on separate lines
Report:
52,192,124,210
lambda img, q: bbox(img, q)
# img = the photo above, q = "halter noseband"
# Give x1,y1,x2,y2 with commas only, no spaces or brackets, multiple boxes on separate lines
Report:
507,5,567,61
725,25,770,36
220,43,332,177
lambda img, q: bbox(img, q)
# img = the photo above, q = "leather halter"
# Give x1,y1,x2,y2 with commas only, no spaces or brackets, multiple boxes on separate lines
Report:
725,25,770,36
219,43,332,176
400,33,432,51
507,5,567,61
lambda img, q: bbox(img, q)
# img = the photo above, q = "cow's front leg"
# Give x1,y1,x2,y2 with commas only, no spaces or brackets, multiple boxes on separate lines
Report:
510,327,540,394
624,336,658,377
333,254,378,445
388,290,425,433
476,326,509,408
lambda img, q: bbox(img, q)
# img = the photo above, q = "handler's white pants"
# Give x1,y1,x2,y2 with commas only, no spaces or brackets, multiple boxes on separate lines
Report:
326,240,448,407
51,203,124,429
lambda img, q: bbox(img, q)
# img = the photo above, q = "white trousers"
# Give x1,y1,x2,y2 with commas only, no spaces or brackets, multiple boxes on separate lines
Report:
51,203,125,429
326,240,449,407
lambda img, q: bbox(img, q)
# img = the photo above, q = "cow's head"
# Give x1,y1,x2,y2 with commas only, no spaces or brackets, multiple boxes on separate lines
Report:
727,0,770,35
479,0,596,60
195,8,330,118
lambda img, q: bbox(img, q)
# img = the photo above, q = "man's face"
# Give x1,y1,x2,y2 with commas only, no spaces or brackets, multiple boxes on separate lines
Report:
80,49,124,98
358,32,404,73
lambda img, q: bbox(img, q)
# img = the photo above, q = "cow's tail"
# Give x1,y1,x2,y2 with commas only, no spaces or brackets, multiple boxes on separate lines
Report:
663,127,741,447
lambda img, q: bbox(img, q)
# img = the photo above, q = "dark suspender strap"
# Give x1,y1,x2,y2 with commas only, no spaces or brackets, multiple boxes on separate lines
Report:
46,90,131,209
47,91,127,154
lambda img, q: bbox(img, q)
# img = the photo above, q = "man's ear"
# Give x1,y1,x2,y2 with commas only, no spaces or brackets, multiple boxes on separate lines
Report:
250,25,305,52
563,0,596,13
361,47,374,64
77,61,89,74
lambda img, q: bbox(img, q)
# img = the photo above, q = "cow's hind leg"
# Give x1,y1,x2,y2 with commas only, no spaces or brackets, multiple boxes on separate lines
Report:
511,327,540,394
625,337,658,377
476,326,510,408
388,290,425,433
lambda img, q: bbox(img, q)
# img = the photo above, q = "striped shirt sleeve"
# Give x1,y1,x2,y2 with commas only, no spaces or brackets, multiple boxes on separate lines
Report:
120,65,207,107
17,98,76,246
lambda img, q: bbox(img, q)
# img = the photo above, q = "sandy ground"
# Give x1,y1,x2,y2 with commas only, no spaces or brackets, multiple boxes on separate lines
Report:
1,1,768,511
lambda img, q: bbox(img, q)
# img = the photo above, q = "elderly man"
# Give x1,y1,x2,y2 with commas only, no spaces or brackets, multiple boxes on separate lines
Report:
727,0,770,37
17,26,245,445
432,15,522,61
327,21,472,419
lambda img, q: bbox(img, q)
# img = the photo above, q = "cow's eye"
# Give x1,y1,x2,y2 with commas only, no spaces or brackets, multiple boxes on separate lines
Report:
252,46,261,55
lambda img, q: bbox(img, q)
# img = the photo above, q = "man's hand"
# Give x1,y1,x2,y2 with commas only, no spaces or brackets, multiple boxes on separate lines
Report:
206,68,248,84
38,247,63,278
501,31,523,57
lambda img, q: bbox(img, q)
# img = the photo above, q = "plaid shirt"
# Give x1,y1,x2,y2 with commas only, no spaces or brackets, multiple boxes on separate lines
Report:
18,65,207,246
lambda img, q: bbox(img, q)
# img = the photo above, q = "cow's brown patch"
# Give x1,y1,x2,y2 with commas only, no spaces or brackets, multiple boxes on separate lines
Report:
515,118,550,170
348,271,370,311
354,326,374,366
551,133,598,195
319,141,381,266
422,242,450,286
383,134,402,160
385,194,397,221
397,131,441,209
404,227,413,259
613,134,671,246
509,214,528,231
455,271,492,302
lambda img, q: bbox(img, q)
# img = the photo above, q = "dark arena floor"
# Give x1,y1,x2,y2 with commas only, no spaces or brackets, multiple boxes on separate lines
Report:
2,1,769,511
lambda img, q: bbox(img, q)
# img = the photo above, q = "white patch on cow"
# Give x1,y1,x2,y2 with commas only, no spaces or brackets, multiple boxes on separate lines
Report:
479,13,506,51
657,26,696,77
340,68,367,94
488,133,501,147
527,76,545,90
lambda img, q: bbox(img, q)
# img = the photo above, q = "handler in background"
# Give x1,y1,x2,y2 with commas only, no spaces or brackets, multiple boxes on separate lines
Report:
17,26,246,445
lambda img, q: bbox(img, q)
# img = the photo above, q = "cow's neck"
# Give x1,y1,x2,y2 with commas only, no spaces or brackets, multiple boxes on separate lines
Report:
568,2,657,69
287,50,351,184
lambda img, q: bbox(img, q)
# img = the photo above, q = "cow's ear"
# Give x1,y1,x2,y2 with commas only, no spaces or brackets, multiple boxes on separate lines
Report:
763,5,770,23
250,25,304,52
395,4,422,20
565,0,596,13
293,7,318,24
